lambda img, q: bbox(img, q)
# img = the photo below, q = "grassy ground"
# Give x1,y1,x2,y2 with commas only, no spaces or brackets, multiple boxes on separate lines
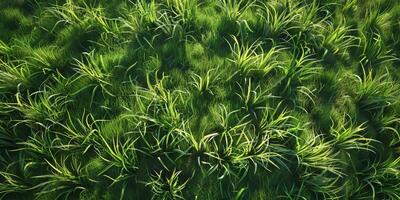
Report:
1,0,400,199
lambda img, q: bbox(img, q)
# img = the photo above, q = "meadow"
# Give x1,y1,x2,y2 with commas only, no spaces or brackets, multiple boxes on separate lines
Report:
0,0,400,199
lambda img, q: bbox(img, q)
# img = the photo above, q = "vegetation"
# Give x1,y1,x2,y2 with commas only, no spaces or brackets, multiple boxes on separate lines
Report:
0,0,400,199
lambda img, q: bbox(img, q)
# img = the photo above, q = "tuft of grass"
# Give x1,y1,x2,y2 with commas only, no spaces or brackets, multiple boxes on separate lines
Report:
95,135,138,175
352,67,398,113
256,1,300,39
360,32,398,68
146,170,190,200
0,60,31,94
190,68,221,96
296,130,343,176
319,20,359,60
72,51,115,103
218,0,254,22
33,155,95,200
227,36,283,77
258,102,297,139
329,114,376,153
6,87,70,128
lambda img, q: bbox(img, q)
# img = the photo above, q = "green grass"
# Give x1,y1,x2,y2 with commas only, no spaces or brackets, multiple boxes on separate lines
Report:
1,0,400,199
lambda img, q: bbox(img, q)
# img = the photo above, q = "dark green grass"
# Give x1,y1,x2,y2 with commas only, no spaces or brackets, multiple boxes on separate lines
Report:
1,0,400,199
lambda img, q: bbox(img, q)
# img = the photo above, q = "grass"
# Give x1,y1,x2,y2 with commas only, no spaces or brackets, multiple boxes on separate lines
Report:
1,0,400,199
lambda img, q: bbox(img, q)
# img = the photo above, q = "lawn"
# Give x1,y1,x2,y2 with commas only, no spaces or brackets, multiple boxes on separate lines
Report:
0,0,400,199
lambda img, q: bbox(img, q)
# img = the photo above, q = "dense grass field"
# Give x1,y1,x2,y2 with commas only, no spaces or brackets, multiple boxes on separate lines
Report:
1,0,400,199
